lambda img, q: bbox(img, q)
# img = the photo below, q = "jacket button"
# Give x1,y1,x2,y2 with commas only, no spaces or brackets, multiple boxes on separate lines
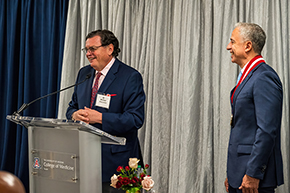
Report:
261,165,267,173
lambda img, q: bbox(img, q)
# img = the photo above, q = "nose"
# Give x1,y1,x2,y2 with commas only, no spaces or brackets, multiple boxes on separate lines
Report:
226,42,231,50
86,49,93,56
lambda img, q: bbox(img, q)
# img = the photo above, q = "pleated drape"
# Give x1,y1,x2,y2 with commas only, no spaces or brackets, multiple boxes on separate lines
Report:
58,1,290,193
0,0,69,191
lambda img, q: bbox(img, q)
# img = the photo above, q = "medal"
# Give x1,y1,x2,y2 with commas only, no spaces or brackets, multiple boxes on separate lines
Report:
231,55,265,104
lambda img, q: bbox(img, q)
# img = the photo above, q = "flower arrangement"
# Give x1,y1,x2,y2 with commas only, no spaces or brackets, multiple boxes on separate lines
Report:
110,158,154,193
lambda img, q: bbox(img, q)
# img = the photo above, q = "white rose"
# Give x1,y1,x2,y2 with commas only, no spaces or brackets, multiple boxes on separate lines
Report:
110,174,118,188
128,158,140,169
142,176,154,191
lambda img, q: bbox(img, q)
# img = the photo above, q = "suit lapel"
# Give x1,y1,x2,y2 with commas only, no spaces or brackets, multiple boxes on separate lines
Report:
231,63,263,106
84,68,95,107
232,73,252,102
98,59,120,93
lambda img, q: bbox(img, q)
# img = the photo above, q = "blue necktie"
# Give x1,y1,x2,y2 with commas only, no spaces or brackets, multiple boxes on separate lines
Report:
236,71,242,85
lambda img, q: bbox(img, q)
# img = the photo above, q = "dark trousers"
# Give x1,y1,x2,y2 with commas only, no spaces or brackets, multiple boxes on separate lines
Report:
229,185,275,193
102,182,125,193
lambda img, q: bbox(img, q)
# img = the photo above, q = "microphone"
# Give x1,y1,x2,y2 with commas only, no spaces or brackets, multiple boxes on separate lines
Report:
12,73,92,116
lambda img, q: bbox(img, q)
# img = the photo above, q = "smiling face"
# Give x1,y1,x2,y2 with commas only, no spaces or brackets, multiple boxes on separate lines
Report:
226,27,249,68
85,35,114,71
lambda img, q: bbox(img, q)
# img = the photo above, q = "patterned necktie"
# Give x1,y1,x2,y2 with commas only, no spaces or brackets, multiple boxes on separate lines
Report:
90,72,102,108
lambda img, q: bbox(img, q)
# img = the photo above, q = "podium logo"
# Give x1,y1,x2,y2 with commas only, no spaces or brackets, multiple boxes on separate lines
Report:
33,157,41,169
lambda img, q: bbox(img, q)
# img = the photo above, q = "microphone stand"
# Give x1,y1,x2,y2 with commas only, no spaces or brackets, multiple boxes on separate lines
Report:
12,74,92,116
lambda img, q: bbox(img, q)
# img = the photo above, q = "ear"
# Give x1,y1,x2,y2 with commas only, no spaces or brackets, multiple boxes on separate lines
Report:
245,41,253,53
107,44,114,56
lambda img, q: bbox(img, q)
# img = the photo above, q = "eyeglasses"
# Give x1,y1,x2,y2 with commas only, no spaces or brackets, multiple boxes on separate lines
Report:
81,45,104,54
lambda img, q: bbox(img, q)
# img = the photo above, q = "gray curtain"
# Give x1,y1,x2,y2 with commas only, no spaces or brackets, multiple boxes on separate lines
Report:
58,0,290,192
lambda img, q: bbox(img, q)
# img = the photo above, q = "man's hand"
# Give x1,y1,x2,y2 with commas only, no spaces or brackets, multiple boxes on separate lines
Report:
84,107,102,124
72,109,89,123
239,174,260,193
224,178,229,192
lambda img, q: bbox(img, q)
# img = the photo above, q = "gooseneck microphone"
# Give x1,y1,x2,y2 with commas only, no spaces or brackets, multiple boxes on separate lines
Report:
12,73,92,116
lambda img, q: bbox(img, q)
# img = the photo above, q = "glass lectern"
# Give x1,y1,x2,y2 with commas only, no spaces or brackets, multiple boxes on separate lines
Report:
7,115,126,193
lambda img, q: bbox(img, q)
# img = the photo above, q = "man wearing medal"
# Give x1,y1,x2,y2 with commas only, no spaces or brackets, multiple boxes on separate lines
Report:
224,23,284,193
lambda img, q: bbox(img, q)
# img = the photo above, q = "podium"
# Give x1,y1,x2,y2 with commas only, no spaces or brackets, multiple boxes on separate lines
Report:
6,115,126,193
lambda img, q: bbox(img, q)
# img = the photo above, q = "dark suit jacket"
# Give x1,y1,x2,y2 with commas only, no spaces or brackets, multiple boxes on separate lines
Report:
227,62,284,188
66,58,145,182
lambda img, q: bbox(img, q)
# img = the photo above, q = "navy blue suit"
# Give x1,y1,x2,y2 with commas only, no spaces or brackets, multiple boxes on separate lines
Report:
66,58,145,182
227,62,284,188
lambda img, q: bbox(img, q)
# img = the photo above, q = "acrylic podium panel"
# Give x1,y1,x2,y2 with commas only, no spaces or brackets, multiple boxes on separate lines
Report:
7,115,126,193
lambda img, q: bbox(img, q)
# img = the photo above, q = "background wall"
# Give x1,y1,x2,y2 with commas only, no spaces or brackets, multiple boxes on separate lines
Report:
58,1,289,192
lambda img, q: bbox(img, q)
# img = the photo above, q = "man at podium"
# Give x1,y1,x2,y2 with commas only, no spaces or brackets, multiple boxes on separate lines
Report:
66,29,145,193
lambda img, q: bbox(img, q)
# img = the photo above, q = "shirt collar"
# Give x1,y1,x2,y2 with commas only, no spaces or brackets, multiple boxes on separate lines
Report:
241,60,249,73
96,57,115,76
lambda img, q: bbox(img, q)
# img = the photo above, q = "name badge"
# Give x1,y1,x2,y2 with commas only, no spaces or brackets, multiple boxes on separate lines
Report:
95,94,111,109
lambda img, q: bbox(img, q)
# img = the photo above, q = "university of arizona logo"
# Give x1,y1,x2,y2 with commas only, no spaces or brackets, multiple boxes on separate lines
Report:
33,157,41,169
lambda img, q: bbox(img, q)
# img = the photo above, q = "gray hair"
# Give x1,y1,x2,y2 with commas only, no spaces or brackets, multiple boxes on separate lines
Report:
235,22,266,55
